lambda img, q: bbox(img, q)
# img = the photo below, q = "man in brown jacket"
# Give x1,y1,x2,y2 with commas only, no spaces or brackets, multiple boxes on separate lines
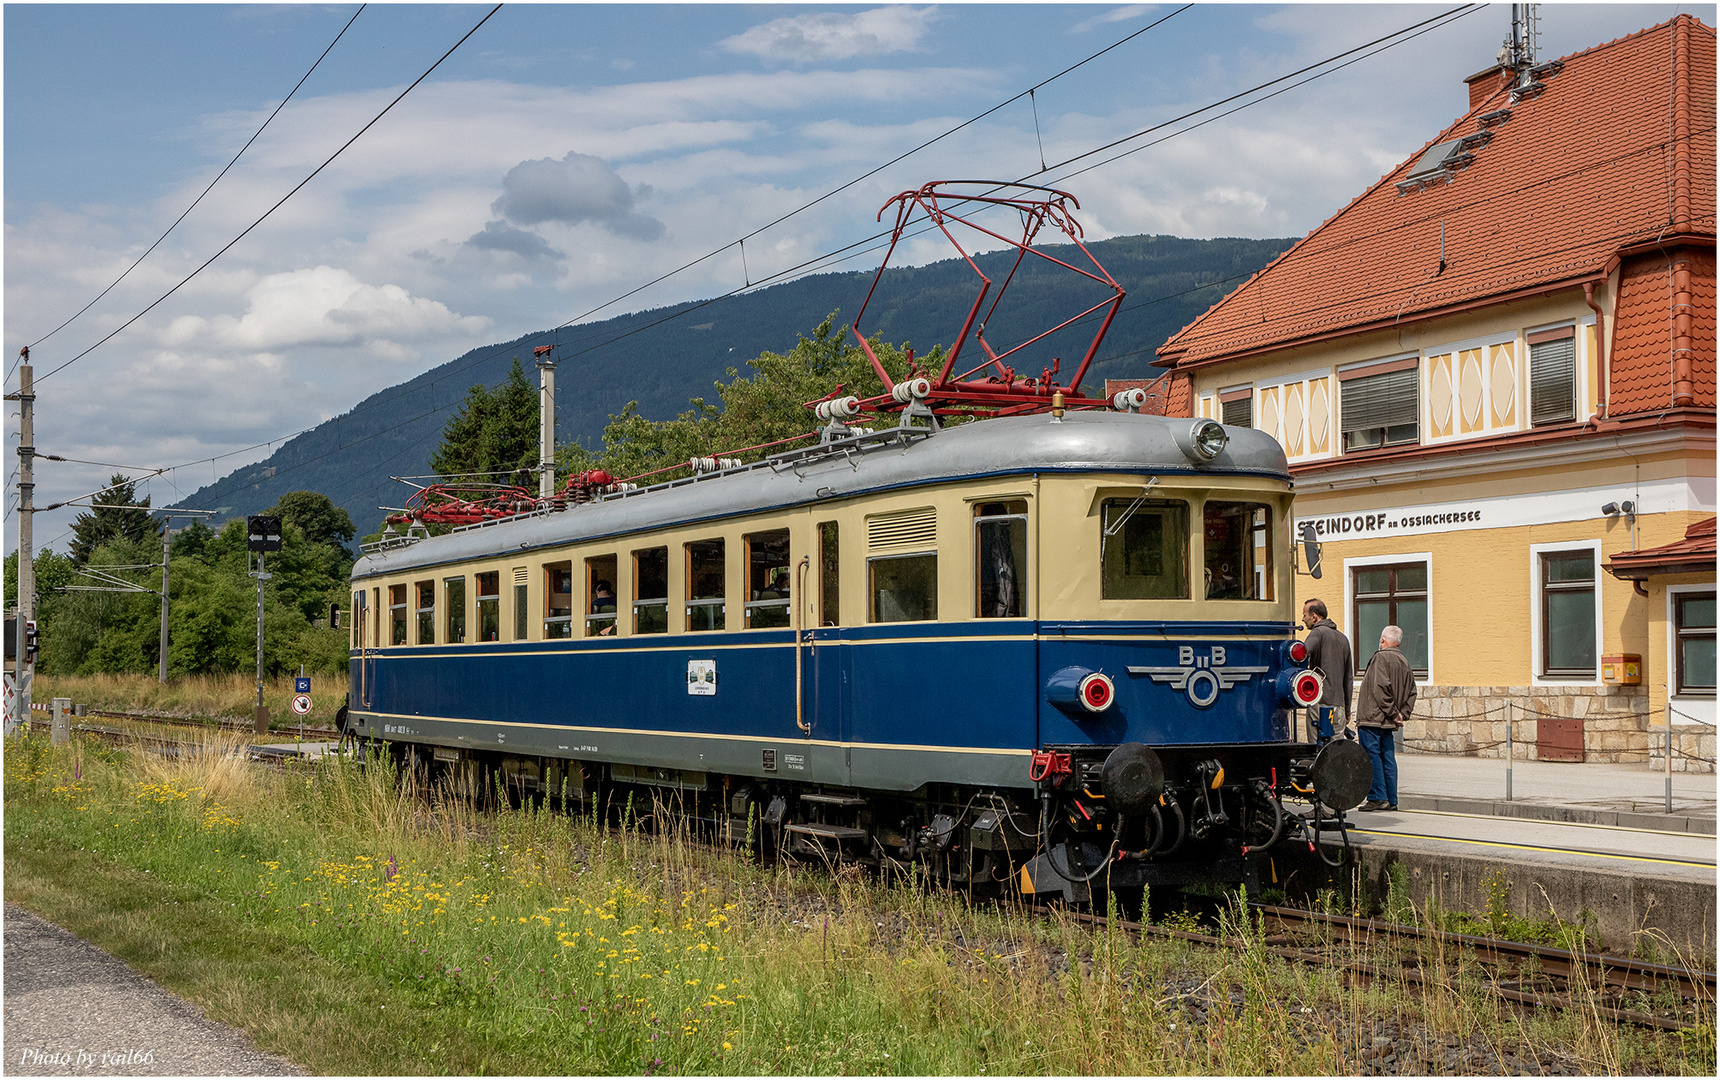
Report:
1355,625,1417,811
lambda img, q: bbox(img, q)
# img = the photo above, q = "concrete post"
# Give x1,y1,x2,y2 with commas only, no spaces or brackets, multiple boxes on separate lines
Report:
7,361,34,737
51,697,70,746
158,524,171,684
1665,704,1674,814
1505,700,1514,801
537,355,557,501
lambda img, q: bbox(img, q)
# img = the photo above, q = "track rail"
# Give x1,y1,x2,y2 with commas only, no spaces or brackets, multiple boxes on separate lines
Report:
1031,902,1714,1033
29,706,337,740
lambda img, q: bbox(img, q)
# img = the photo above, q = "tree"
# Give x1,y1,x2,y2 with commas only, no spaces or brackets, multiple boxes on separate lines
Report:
68,474,162,566
265,491,356,558
559,314,931,484
430,357,540,487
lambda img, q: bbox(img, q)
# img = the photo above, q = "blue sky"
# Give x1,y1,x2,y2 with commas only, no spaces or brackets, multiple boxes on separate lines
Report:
4,3,1707,552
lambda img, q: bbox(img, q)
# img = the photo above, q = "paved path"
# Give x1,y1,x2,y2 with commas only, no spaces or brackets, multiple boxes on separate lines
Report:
2,904,300,1077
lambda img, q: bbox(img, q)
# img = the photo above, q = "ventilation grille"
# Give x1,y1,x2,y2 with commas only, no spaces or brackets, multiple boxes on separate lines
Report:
513,566,529,586
867,507,936,552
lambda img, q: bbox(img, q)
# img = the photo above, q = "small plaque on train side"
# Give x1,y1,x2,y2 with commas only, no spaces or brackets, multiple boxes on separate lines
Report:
763,748,777,771
688,659,716,696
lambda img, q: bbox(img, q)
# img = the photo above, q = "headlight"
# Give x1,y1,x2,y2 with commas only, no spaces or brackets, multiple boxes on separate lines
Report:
1175,418,1230,462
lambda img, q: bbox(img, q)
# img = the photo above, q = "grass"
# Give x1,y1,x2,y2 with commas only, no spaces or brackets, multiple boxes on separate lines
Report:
27,671,347,730
5,729,1712,1076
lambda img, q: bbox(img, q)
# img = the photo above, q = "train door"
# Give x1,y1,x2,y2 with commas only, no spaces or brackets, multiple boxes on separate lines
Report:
354,588,374,708
807,519,852,775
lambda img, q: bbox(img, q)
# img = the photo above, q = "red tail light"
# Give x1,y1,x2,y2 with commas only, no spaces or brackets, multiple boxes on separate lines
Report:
1292,669,1324,706
1287,639,1308,664
1079,672,1116,712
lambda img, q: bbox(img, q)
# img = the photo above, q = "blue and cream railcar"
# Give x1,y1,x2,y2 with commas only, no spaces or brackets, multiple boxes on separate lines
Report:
345,410,1343,896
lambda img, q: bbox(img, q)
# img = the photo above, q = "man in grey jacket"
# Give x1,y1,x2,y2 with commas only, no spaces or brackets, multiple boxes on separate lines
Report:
1301,599,1353,741
1355,625,1418,811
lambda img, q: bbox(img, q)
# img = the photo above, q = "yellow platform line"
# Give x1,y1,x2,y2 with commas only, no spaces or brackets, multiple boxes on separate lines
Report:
1348,829,1717,868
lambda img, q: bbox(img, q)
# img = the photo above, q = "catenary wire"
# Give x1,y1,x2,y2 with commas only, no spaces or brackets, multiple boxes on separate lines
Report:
11,5,366,382
30,3,503,387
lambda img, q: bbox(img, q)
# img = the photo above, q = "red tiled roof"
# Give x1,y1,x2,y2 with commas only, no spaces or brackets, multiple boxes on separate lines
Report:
1158,15,1718,370
1605,516,1718,579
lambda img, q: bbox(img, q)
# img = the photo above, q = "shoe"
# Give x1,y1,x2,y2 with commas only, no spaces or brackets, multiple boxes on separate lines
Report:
1386,803,1398,811
1358,799,1390,812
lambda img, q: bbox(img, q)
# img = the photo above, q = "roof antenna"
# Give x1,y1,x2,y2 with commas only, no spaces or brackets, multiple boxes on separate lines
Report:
1438,220,1447,275
1500,4,1539,89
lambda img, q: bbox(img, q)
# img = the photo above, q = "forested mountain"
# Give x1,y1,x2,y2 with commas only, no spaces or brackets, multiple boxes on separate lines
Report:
169,233,1291,536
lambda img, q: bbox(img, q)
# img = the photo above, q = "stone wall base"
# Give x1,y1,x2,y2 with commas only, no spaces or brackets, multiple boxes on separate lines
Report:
1383,684,1716,774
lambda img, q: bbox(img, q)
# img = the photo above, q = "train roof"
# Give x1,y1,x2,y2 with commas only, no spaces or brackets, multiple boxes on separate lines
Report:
352,411,1290,580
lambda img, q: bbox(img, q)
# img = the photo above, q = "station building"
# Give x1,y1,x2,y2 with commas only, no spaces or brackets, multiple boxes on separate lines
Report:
1151,16,1716,769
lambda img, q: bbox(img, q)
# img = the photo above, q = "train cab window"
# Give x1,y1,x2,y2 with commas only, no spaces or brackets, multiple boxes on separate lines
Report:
745,529,791,629
819,521,840,627
544,562,574,639
1100,498,1190,599
1203,501,1273,600
870,553,938,622
390,585,407,645
586,555,618,637
686,539,726,632
634,547,669,634
445,576,467,644
512,567,528,641
415,581,436,644
476,572,500,641
374,587,383,647
975,501,1028,618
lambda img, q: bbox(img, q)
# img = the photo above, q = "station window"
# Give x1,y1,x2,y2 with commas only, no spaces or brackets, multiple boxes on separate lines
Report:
871,552,937,622
818,521,840,627
1540,551,1596,678
1528,326,1577,426
1219,388,1252,428
475,571,500,642
1340,359,1418,452
544,561,574,639
686,539,726,632
415,581,435,645
512,567,528,641
1352,563,1428,675
1203,501,1272,600
586,555,617,637
975,501,1028,618
634,547,669,634
745,529,791,629
390,585,407,646
1100,498,1189,599
1676,591,1716,696
445,576,467,644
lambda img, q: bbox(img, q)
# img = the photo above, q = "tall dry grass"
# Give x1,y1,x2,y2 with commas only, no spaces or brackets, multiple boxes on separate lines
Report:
32,671,348,728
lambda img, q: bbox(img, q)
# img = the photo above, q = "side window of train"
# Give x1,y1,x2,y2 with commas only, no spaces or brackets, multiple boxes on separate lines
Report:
390,585,407,645
445,575,467,644
351,590,364,650
512,567,529,641
1203,501,1274,600
818,521,840,626
476,571,500,641
544,561,574,639
1100,498,1190,599
867,507,938,623
745,529,790,629
686,538,726,632
974,501,1028,618
586,554,617,637
415,580,436,644
634,547,669,634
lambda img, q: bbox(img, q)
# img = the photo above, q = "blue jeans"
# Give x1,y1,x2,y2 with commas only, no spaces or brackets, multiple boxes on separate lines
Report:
1358,726,1398,805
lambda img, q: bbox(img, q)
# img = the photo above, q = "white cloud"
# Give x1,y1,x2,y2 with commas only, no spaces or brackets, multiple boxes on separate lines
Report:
720,7,941,64
1068,6,1157,35
211,266,490,351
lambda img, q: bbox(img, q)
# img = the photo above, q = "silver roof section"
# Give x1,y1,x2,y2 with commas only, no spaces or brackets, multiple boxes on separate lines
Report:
353,412,1289,581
